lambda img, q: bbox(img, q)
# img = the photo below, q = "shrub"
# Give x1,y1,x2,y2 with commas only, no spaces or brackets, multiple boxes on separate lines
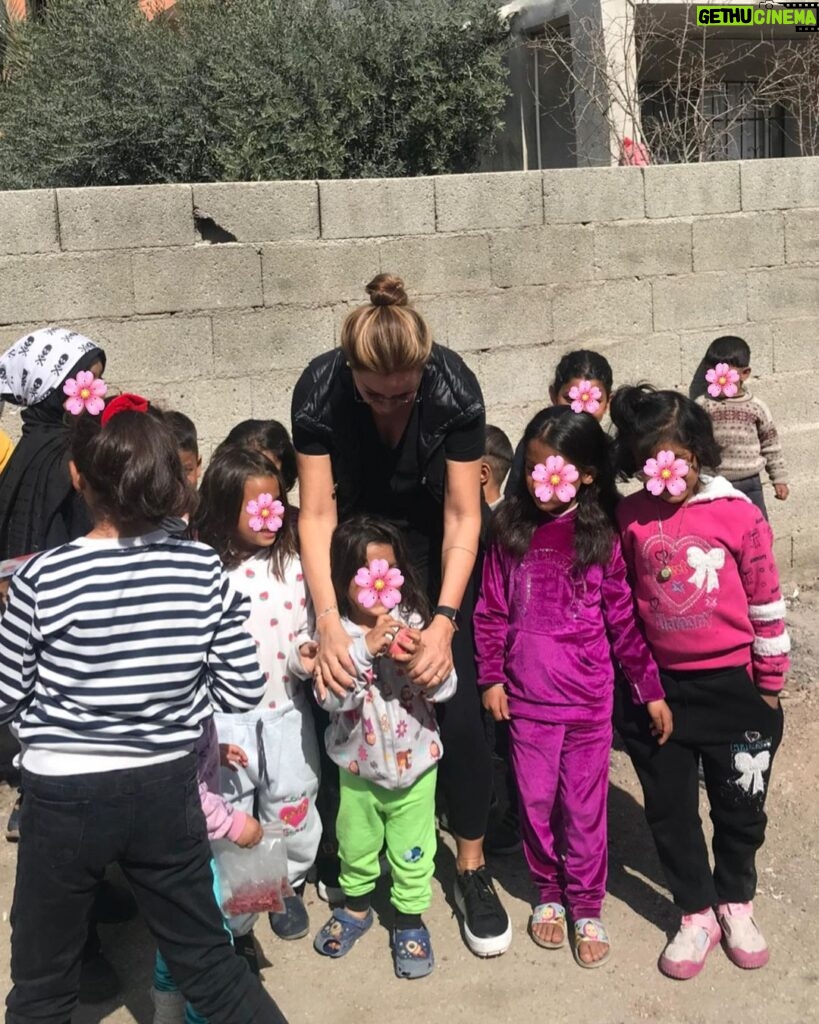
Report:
0,0,510,187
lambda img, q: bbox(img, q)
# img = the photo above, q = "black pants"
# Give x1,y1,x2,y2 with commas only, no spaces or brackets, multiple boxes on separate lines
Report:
614,666,784,914
731,473,768,520
7,756,287,1024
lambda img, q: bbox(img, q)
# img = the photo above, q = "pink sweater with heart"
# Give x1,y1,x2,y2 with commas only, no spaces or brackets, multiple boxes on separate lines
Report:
616,475,790,693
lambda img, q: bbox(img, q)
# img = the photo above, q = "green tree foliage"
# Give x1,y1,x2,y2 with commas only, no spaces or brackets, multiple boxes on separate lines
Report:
0,0,510,187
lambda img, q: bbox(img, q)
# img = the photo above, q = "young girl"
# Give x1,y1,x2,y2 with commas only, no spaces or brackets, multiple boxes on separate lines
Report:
474,407,671,968
0,393,287,1024
611,385,789,980
195,445,321,947
303,515,455,980
506,349,614,496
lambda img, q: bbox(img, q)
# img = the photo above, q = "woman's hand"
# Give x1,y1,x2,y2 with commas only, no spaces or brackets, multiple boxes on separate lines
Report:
482,684,510,722
313,616,357,701
646,699,673,745
364,615,403,657
407,616,454,687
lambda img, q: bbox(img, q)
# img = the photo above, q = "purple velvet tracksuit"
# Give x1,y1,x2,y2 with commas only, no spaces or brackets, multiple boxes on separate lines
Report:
474,510,663,917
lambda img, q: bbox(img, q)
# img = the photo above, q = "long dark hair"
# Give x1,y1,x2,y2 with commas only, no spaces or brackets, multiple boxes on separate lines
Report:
552,349,613,397
69,400,190,529
610,384,721,477
194,445,297,579
330,515,431,622
221,418,297,492
493,407,619,570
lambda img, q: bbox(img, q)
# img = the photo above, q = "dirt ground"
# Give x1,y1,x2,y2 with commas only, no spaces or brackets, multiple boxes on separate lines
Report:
0,586,816,1024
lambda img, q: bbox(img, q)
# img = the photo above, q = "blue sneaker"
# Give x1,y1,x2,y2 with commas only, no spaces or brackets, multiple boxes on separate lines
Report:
269,893,310,941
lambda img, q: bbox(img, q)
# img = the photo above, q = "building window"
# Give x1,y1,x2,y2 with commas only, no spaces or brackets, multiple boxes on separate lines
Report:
641,81,785,162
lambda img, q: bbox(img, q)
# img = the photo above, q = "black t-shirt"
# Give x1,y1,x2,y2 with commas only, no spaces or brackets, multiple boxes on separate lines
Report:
292,375,484,585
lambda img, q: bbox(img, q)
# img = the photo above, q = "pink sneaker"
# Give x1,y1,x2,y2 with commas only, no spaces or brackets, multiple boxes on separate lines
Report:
659,909,721,980
717,902,769,969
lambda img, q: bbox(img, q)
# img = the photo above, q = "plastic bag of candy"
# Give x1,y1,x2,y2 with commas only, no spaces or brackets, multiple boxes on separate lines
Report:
213,824,292,916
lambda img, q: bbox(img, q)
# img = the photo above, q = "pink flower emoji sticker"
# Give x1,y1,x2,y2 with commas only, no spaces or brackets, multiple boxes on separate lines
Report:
705,362,740,398
568,379,603,415
245,493,285,533
532,456,579,504
355,559,404,610
63,371,107,416
643,450,689,497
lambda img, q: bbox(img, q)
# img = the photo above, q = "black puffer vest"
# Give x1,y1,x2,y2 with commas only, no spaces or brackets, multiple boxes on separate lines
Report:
291,344,485,519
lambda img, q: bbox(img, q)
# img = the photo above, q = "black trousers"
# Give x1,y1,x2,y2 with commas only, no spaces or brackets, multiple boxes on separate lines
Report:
614,666,784,914
731,473,768,520
7,756,287,1024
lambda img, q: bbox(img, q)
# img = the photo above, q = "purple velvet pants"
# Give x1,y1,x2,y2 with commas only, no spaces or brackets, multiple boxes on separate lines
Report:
510,716,611,918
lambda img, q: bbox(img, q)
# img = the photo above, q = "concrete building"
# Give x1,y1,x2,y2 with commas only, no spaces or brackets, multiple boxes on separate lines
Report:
489,0,811,170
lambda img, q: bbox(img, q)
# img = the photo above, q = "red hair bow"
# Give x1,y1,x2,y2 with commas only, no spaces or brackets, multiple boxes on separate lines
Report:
100,393,150,427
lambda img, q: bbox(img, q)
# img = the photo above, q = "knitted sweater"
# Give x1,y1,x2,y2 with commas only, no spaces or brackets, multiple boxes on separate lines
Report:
696,391,787,484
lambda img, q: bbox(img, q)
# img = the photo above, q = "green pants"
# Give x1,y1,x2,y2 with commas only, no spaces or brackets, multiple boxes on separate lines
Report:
338,767,437,915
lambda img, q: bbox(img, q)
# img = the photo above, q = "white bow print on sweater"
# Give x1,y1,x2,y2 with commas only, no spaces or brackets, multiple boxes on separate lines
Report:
686,546,725,593
733,751,770,795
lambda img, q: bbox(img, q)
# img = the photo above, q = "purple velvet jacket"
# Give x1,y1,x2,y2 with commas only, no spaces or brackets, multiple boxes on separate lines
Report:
474,510,664,724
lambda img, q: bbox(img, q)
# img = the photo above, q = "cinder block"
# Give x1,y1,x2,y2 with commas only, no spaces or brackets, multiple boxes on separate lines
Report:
693,213,785,272
778,424,819,478
68,316,214,384
0,252,133,324
741,156,819,211
468,344,556,408
380,234,491,294
262,240,380,305
594,333,682,389
652,273,746,332
250,368,311,424
211,307,334,375
192,181,319,242
481,401,542,448
752,378,818,429
435,172,542,232
132,245,262,314
644,163,740,219
595,220,692,278
784,209,819,264
679,322,773,383
490,226,594,287
0,190,59,255
772,318,819,372
319,178,435,239
553,279,652,340
746,267,819,320
148,376,254,448
57,185,194,251
542,167,644,224
446,288,551,352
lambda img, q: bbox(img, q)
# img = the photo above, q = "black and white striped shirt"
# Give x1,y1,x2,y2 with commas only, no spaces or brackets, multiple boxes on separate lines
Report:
0,530,265,775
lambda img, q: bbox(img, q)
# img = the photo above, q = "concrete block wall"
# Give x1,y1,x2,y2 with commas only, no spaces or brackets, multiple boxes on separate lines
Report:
1,158,818,575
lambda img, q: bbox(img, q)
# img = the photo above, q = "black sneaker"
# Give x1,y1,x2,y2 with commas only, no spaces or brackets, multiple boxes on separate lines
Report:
453,867,512,957
5,798,20,842
485,807,522,856
233,931,261,976
269,893,310,941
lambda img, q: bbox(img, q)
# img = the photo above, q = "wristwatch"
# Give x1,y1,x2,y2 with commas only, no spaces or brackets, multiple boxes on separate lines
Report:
433,605,461,631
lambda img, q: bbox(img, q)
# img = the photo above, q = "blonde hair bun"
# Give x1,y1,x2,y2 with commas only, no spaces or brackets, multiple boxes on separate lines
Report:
366,273,408,308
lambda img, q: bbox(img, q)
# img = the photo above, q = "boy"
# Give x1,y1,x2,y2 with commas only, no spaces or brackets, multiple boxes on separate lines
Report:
166,410,202,487
481,425,513,511
696,336,788,519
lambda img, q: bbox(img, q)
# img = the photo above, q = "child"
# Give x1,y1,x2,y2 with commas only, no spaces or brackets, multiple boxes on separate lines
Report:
305,515,456,979
474,406,671,968
195,445,321,946
0,393,288,1024
506,349,614,496
151,717,263,1024
695,335,788,519
611,384,789,980
222,419,298,493
481,425,513,511
166,409,203,487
